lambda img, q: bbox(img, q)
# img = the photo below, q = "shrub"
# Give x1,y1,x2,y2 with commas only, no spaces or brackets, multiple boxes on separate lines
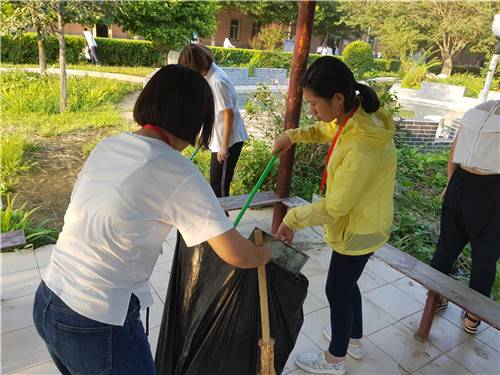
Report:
231,137,279,195
249,23,288,51
400,49,441,89
209,47,254,67
373,58,401,73
342,41,374,80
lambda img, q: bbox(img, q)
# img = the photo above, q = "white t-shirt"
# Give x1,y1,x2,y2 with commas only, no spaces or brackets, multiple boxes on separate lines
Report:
206,62,248,152
42,133,233,326
453,100,500,174
83,30,97,48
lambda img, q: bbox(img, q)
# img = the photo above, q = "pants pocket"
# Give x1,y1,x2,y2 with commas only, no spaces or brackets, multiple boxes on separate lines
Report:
53,320,112,375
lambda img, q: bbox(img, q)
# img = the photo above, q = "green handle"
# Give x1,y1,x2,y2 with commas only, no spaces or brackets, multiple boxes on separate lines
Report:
233,151,280,227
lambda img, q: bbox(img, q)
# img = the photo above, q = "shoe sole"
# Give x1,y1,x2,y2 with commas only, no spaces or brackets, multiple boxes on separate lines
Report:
323,328,364,360
462,311,480,334
294,358,345,375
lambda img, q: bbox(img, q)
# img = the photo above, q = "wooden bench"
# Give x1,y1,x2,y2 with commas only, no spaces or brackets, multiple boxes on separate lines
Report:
1,230,27,251
221,192,500,340
374,243,500,340
218,191,309,212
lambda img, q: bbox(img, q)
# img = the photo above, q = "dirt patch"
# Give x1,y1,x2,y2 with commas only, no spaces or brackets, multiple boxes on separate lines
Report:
10,91,141,229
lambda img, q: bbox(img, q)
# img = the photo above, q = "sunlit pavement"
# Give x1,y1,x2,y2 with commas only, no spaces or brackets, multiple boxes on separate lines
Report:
2,207,498,375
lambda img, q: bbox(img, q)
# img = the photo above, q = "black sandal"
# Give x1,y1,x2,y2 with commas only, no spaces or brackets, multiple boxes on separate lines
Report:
462,311,481,334
436,297,448,312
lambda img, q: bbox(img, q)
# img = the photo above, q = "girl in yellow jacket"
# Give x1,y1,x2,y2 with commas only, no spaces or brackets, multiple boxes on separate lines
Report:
272,56,397,375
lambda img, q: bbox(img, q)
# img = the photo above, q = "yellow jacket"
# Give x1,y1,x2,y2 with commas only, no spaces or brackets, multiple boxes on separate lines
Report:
283,106,397,255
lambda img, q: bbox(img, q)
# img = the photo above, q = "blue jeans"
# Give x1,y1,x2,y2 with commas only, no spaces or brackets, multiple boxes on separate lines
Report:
33,281,156,375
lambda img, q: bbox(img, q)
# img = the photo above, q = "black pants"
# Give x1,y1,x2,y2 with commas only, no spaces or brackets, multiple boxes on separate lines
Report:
326,250,372,357
430,167,500,297
210,141,243,198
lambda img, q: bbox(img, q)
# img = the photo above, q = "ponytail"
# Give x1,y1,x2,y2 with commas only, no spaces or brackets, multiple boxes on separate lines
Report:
355,82,380,113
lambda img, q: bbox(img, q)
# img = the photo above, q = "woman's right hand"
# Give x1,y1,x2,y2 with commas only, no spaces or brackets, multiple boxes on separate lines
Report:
271,134,293,158
208,228,272,269
258,243,272,266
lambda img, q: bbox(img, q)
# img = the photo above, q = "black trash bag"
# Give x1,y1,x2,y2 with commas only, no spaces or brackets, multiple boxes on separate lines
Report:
155,231,309,375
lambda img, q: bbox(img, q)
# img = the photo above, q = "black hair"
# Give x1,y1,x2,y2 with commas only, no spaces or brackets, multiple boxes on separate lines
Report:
133,65,214,149
300,56,380,113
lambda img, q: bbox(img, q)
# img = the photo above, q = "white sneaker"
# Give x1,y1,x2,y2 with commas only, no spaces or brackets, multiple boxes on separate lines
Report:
323,326,365,360
295,351,346,375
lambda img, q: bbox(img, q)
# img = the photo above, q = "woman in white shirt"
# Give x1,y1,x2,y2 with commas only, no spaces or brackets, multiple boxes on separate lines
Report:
32,65,271,375
178,43,249,197
430,100,500,334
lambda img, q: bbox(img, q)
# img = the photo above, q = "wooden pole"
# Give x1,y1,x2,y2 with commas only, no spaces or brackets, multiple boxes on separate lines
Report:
255,229,276,375
272,1,316,234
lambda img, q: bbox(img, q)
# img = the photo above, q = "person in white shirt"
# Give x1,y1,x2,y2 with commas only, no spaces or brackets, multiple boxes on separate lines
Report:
32,65,271,375
430,100,500,334
178,43,249,197
83,27,99,65
223,37,235,48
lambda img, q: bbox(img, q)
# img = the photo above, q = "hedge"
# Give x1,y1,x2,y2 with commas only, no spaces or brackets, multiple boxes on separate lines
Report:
1,33,163,66
0,32,409,76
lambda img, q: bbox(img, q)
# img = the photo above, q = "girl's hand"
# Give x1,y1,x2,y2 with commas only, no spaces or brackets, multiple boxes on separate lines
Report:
274,221,294,245
440,185,448,202
217,145,228,163
271,134,293,159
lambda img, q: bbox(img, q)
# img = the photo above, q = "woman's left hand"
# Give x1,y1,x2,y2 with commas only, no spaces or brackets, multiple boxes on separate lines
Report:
217,145,228,163
274,221,294,245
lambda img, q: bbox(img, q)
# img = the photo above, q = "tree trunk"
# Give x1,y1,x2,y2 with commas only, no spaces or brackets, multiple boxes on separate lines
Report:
162,50,170,66
440,56,453,76
57,2,67,112
321,31,329,47
37,27,47,78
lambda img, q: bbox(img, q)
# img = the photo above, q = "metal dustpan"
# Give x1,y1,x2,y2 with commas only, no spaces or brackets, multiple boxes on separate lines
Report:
248,227,309,276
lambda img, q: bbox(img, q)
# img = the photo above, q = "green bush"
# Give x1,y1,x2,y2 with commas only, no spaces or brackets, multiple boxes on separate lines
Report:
247,51,293,73
1,32,163,67
231,137,278,195
373,58,401,73
97,38,163,66
210,46,255,67
428,64,483,77
342,41,374,80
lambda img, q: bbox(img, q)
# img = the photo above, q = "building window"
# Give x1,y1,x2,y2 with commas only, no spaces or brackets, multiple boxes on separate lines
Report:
252,22,261,37
229,19,240,40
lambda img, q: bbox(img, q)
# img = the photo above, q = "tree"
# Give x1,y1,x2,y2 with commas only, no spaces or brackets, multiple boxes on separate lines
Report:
1,1,55,77
116,1,220,65
312,1,356,48
249,23,288,50
341,1,500,75
228,1,357,49
1,0,119,111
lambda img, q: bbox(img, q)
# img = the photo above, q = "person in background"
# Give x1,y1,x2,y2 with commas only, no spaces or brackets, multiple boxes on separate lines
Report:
223,37,236,48
83,27,99,65
178,43,248,198
33,65,271,375
272,56,397,375
430,100,500,334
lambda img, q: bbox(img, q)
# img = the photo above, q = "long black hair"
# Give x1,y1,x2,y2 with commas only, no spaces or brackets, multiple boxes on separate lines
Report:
133,65,214,149
300,56,380,113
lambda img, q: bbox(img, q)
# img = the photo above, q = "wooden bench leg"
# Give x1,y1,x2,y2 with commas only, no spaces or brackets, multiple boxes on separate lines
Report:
416,291,440,340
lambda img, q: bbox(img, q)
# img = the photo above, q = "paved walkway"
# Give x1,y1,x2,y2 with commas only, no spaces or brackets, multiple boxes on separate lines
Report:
1,207,498,375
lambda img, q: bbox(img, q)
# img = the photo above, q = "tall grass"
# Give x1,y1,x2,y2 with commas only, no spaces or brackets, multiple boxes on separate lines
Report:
1,195,60,250
1,70,141,191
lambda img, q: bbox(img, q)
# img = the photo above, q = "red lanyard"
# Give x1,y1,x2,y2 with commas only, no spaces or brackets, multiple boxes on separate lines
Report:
320,105,358,191
143,124,172,146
